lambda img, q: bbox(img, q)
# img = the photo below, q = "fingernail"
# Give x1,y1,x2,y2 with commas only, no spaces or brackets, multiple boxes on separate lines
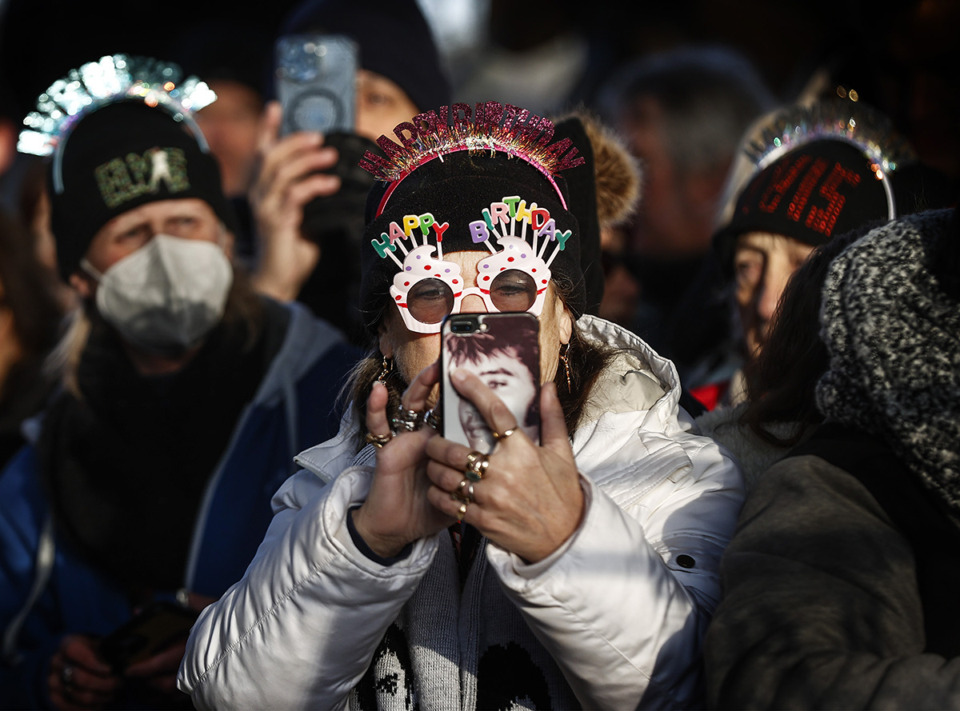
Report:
452,369,467,382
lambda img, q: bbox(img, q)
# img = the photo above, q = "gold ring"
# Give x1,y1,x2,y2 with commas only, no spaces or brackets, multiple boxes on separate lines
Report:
464,451,490,482
456,501,468,522
364,431,394,448
454,478,475,503
492,428,516,440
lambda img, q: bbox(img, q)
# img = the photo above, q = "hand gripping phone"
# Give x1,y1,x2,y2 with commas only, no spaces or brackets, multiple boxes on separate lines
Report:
98,601,198,672
440,312,541,452
275,33,358,136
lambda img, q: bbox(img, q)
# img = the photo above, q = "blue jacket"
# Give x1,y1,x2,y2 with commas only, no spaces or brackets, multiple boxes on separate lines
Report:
0,300,363,708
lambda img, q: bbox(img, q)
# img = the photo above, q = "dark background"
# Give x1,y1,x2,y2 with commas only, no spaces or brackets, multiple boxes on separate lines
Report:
2,0,958,180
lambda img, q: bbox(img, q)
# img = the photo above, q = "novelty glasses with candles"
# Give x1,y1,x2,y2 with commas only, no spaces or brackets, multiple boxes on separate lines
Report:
373,199,573,334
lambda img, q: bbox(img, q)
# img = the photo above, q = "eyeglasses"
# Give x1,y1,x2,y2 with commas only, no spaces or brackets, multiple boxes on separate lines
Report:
392,264,549,334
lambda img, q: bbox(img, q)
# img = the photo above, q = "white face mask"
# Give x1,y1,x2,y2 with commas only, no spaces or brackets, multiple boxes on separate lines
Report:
82,234,233,355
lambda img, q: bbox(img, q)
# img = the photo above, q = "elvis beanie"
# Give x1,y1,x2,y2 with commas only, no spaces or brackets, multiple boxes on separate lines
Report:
48,100,237,280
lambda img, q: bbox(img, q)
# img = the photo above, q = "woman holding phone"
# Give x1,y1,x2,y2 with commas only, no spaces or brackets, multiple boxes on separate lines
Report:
178,104,744,710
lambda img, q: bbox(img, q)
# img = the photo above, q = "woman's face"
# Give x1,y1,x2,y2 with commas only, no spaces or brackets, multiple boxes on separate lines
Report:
379,251,573,406
733,231,815,358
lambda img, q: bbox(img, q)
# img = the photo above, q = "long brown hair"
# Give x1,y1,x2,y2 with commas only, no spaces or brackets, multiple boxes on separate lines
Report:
740,223,881,445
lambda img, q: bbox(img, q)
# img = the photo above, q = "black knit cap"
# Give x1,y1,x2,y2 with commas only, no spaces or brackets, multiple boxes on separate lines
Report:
359,151,584,332
49,100,237,280
278,0,451,112
713,139,895,276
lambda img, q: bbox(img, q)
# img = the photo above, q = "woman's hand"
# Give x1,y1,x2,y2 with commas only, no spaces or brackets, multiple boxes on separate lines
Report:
248,101,340,301
351,362,452,558
48,635,120,710
425,372,585,563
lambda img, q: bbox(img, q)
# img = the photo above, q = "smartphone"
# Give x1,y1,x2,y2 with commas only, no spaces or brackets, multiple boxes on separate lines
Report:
441,312,541,452
275,33,358,136
99,601,198,672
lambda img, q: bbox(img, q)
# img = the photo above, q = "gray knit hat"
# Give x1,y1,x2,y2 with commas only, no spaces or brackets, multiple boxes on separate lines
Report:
816,207,960,512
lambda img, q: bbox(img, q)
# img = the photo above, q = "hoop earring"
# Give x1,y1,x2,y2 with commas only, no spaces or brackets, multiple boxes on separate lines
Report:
377,355,394,385
559,343,571,393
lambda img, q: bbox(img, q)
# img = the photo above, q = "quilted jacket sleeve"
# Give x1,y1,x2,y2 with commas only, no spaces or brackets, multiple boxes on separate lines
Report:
177,467,440,710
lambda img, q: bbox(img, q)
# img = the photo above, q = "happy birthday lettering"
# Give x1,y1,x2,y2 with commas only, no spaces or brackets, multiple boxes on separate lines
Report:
370,197,571,261
372,212,450,259
359,102,585,180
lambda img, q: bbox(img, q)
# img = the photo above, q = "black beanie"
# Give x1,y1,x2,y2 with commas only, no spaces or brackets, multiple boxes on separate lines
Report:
278,0,451,113
713,139,895,276
357,104,590,332
48,100,238,280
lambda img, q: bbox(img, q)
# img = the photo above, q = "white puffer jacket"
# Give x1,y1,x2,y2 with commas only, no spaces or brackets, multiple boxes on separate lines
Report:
178,316,744,710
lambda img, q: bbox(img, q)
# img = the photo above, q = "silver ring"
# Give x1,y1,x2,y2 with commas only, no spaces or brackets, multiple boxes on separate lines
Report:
423,408,442,431
61,663,74,687
391,405,423,432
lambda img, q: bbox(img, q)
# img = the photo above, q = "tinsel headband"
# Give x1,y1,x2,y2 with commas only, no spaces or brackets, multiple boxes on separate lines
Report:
712,98,918,272
18,54,216,193
360,101,586,215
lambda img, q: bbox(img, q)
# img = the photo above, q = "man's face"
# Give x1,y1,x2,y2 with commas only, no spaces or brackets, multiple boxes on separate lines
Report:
355,69,419,143
733,231,815,358
194,80,264,198
456,349,538,450
72,198,231,299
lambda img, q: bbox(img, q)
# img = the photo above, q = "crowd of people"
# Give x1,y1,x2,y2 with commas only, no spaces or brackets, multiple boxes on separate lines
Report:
0,0,958,709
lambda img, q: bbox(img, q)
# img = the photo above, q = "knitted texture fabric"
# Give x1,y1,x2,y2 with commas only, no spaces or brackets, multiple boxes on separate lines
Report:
816,208,960,513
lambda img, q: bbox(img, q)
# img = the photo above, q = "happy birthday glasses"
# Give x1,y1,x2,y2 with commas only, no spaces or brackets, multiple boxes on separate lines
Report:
376,199,572,334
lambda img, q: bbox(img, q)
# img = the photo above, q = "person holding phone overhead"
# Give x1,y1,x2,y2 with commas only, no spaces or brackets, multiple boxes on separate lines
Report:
178,103,744,710
249,0,452,346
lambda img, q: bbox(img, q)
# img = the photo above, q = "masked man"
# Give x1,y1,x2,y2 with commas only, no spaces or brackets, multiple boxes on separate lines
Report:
0,56,363,709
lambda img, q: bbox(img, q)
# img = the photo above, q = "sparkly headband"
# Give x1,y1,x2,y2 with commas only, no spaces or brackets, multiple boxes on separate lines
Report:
742,99,916,218
17,54,217,193
359,101,586,217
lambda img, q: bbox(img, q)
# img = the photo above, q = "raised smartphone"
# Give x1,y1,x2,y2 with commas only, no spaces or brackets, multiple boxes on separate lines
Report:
440,312,541,452
275,33,357,136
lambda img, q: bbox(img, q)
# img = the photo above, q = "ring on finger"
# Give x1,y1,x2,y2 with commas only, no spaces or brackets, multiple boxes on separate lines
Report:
464,451,490,482
423,408,442,431
451,478,475,503
61,663,74,687
364,431,394,449
391,405,423,432
492,427,516,441
456,501,469,522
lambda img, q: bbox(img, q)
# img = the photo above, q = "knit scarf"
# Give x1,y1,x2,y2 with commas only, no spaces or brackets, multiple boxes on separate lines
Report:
816,208,960,515
39,302,283,593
